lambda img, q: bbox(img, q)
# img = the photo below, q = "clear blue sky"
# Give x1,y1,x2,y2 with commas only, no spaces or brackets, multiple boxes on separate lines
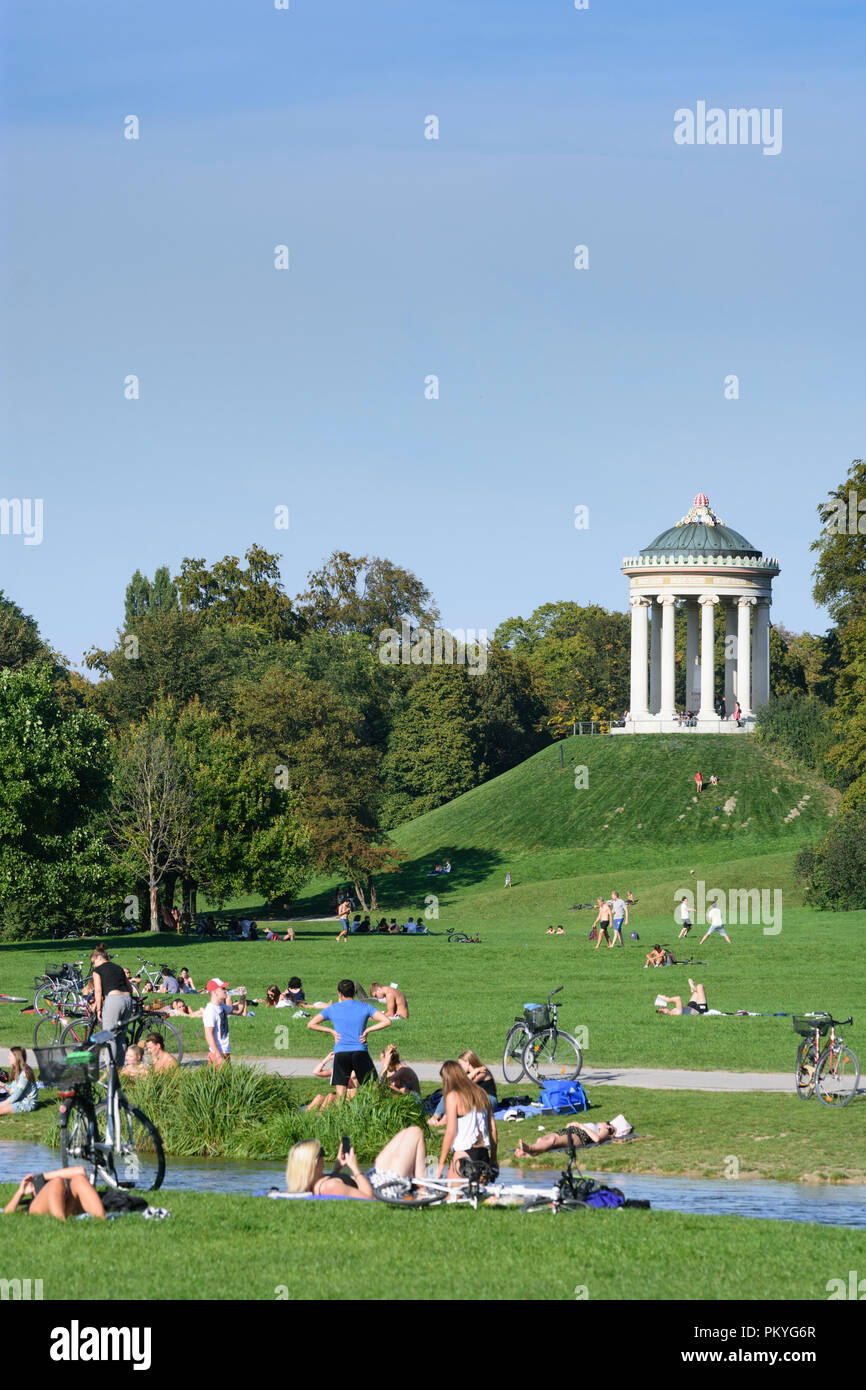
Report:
2,0,863,666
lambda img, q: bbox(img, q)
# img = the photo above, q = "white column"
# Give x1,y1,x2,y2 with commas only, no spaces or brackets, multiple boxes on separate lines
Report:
659,596,677,721
698,595,718,721
649,600,662,714
629,596,650,718
724,601,737,715
685,600,699,712
752,599,771,710
737,597,755,718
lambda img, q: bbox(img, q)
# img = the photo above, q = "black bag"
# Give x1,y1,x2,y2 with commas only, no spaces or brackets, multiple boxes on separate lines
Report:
100,1188,149,1213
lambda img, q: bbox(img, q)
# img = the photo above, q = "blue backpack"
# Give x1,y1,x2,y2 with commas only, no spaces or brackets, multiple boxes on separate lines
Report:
538,1079,589,1114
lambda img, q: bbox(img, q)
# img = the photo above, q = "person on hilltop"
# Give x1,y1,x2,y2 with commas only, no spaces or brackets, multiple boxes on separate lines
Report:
695,770,703,794
504,872,512,888
307,979,392,1100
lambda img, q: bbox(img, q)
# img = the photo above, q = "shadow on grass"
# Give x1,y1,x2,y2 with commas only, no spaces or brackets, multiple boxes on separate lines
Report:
293,846,502,919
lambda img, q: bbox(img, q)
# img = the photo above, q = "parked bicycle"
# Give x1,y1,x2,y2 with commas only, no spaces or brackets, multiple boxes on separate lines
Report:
32,960,91,1019
35,1026,165,1191
794,1013,858,1107
56,1004,185,1065
446,927,481,944
134,957,168,991
502,986,582,1084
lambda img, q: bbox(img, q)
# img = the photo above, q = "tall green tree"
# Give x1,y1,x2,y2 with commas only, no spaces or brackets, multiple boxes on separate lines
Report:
176,543,302,640
124,566,179,623
382,666,486,826
0,666,113,939
297,551,439,637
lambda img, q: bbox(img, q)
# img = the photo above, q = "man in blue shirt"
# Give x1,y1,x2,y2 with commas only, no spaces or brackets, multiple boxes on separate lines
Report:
307,980,391,1097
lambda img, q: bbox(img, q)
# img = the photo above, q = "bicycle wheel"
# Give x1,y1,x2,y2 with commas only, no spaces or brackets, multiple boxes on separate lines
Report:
523,1029,583,1083
133,1015,184,1065
816,1044,860,1108
94,1096,165,1190
60,1014,98,1048
32,1011,66,1048
372,1178,449,1208
502,1023,530,1083
59,1095,99,1182
33,984,73,1018
795,1038,819,1099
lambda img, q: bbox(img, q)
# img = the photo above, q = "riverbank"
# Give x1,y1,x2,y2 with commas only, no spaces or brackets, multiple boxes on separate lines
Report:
0,1187,860,1301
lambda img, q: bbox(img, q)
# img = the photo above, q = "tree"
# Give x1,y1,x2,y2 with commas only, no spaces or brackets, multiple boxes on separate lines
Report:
811,459,866,626
108,719,200,930
494,601,630,725
297,551,439,637
472,646,547,778
176,543,302,640
0,591,50,671
768,626,808,698
0,666,113,940
234,667,400,909
382,666,486,826
124,566,179,623
795,807,866,911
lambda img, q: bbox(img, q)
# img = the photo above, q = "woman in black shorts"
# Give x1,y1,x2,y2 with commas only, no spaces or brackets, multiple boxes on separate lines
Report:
3,1166,106,1220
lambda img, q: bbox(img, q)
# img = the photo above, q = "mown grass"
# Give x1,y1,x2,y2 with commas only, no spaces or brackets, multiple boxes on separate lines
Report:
0,1187,860,1301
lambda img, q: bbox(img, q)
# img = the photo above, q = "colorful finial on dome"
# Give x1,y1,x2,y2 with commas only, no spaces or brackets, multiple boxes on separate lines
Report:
675,493,724,529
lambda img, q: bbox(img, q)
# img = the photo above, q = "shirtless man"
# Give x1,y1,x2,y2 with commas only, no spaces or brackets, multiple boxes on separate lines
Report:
370,982,409,1019
657,979,708,1015
515,1120,615,1157
144,1034,179,1071
591,897,612,950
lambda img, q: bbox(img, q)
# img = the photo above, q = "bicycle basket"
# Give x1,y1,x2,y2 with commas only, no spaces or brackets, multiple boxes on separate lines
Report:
793,1014,831,1037
523,1003,550,1032
34,1045,101,1086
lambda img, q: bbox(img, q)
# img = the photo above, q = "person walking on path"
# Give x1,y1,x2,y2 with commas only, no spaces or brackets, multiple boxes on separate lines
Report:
591,897,611,949
699,902,731,945
203,978,238,1066
608,891,628,947
307,979,391,1100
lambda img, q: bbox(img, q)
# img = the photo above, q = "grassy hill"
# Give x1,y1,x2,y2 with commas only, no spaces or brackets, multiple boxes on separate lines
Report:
296,733,836,919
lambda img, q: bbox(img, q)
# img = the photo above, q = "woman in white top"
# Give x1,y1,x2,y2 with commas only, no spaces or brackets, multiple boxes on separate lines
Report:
436,1059,498,1180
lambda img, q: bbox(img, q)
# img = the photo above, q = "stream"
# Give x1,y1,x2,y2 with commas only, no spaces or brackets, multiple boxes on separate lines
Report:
1,1139,864,1227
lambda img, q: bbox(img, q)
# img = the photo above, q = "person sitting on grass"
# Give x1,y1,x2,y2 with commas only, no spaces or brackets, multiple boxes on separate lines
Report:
3,1166,106,1220
120,1044,148,1079
145,1033,179,1071
282,977,307,1010
369,981,409,1020
379,1044,421,1101
265,985,283,1007
657,979,709,1015
0,1047,38,1115
168,997,203,1018
515,1121,615,1157
307,1053,359,1110
285,1128,429,1200
179,967,196,993
435,1060,498,1181
388,918,400,934
645,944,674,968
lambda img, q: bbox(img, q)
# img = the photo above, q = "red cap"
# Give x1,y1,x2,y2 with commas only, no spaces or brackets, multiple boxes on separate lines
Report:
206,978,230,992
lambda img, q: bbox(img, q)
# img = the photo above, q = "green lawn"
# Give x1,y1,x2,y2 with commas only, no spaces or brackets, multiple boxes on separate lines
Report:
0,1188,860,1301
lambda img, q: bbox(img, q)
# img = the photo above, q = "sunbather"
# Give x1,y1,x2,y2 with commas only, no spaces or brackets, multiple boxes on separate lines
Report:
3,1166,106,1220
515,1120,615,1156
657,979,708,1015
284,1128,428,1200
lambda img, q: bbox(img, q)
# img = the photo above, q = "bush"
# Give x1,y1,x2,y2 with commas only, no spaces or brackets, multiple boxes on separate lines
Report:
72,1063,426,1162
754,693,836,780
797,807,866,911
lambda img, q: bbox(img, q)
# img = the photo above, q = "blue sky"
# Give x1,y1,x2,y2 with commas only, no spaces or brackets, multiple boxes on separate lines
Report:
1,0,863,666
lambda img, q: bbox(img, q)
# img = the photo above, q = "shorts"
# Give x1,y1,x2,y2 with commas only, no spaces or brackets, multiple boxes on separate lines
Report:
680,922,692,933
611,921,625,934
690,1001,708,1014
366,1166,410,1194
332,1050,376,1088
705,923,727,935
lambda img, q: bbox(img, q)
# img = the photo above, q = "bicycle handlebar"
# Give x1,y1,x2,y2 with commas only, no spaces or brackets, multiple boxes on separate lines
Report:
548,986,563,1001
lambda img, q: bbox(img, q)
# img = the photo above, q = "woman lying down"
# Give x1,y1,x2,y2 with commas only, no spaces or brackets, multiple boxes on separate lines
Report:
515,1113,633,1158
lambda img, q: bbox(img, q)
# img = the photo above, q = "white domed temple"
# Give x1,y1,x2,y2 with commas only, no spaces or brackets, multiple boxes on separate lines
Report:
615,494,780,734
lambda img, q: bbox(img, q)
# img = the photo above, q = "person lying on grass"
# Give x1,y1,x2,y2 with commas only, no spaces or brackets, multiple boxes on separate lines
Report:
435,1059,498,1180
515,1121,615,1157
168,997,204,1018
0,1047,38,1114
657,979,708,1015
3,1166,106,1220
285,1128,428,1200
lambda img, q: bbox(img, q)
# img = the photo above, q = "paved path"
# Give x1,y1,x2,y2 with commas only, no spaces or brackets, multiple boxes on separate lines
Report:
186,1054,795,1093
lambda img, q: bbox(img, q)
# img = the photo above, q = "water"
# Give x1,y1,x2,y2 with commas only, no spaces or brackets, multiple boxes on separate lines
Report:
2,1139,864,1227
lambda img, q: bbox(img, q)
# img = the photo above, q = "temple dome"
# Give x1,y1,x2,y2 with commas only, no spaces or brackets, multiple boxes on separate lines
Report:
641,494,761,558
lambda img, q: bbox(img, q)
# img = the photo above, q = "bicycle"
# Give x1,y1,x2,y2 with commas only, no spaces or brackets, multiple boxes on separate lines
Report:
134,957,167,991
794,1013,858,1108
59,1004,185,1065
32,960,91,1018
373,1136,635,1212
446,928,481,944
502,986,583,1084
35,1030,166,1191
